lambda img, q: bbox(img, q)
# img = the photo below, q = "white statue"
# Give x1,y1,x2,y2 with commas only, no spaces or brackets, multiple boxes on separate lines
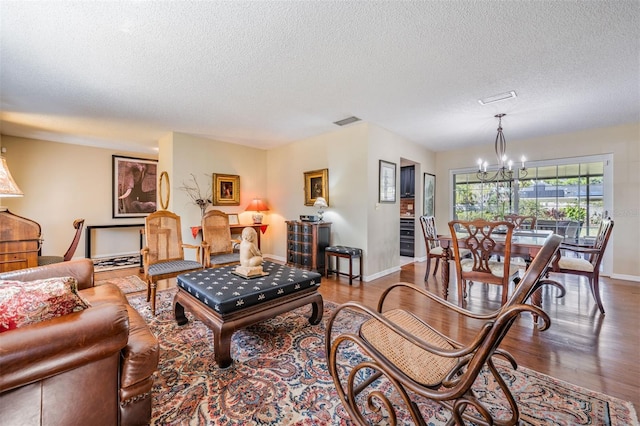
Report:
236,227,263,276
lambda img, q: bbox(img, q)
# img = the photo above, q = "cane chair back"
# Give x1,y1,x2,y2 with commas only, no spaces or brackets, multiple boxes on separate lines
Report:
201,210,240,268
326,234,564,425
142,209,202,315
551,217,614,314
449,219,519,306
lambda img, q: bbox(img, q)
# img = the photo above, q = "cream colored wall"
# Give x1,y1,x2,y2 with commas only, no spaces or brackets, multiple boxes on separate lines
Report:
434,122,640,280
266,123,369,266
162,132,268,261
367,124,437,279
2,135,156,258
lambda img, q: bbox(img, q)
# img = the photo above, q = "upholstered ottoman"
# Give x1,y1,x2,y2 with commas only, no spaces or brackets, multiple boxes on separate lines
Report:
325,245,363,285
174,261,323,368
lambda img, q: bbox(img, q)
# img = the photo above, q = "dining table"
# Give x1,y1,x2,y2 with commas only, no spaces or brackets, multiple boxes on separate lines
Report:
437,230,555,308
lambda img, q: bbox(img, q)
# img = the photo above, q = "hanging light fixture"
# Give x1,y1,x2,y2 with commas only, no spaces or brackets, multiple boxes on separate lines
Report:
476,114,527,182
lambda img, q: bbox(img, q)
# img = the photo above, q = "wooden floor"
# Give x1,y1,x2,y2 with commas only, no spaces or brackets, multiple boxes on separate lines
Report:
97,259,640,412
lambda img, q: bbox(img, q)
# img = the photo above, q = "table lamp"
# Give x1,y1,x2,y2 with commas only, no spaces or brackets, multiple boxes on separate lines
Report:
313,197,328,221
245,198,269,224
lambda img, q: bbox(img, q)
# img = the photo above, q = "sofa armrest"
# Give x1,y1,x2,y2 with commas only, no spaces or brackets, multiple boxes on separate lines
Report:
0,301,129,392
0,258,95,290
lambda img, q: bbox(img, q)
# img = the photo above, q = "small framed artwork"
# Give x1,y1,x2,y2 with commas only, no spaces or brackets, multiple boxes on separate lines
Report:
304,168,329,206
379,160,396,203
112,155,158,218
227,213,239,225
212,173,240,206
424,173,436,216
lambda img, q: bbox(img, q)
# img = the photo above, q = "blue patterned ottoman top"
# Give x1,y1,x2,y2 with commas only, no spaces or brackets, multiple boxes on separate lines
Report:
176,261,321,314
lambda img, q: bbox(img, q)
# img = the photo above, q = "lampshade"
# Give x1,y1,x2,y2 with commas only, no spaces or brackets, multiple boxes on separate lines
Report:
313,197,328,208
245,198,269,224
245,198,269,212
0,156,24,197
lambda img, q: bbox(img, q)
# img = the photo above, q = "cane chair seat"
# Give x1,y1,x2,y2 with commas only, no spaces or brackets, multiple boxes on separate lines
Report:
360,308,457,386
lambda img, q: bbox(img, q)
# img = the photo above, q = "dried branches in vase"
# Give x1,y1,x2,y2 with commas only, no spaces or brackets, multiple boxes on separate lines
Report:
180,173,212,216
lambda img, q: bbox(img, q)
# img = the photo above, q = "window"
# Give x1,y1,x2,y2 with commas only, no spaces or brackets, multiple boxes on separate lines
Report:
452,155,611,238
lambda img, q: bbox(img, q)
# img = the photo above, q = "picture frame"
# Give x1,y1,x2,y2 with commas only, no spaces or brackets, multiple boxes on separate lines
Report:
423,172,436,216
379,160,396,203
212,173,240,206
112,155,158,218
304,168,329,206
227,213,239,225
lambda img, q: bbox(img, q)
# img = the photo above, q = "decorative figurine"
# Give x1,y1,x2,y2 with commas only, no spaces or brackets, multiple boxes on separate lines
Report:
235,227,265,277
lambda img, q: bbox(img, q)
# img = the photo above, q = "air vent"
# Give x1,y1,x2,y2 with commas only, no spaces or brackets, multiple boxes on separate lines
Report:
333,116,361,126
478,91,517,105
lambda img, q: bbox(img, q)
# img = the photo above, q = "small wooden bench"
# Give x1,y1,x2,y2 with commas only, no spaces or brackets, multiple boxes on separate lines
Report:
174,261,323,368
325,245,363,285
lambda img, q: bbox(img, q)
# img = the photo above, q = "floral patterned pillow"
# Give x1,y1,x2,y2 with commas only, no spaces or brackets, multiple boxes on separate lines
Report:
0,276,91,333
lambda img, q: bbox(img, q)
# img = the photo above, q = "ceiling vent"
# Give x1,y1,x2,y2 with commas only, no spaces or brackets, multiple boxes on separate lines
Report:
333,116,361,126
478,91,517,105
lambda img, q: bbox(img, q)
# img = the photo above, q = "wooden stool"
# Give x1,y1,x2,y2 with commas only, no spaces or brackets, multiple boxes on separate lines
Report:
325,246,363,285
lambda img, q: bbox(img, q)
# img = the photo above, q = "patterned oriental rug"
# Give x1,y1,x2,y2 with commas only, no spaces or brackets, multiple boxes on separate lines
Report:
127,289,638,426
96,275,147,295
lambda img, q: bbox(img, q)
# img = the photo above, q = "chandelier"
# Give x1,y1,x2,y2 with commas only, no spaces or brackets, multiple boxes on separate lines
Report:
476,113,527,182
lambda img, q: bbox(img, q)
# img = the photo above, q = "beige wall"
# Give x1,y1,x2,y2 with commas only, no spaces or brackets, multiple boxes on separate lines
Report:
1,136,156,258
434,122,640,280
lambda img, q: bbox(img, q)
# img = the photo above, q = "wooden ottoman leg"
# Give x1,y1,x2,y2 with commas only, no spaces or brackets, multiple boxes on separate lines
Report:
309,295,324,325
348,255,353,285
214,324,234,369
359,254,363,282
174,300,188,326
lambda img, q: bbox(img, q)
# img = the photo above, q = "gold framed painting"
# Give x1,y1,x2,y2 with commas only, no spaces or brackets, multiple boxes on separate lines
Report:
212,173,240,206
304,168,329,206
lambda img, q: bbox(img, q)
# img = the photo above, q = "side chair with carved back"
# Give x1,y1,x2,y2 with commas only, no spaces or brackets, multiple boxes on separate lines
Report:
419,215,469,281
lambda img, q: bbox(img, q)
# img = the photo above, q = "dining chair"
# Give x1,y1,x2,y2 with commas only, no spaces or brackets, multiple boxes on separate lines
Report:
551,217,614,314
449,219,520,306
141,209,202,315
503,214,537,230
201,209,240,268
38,218,85,265
326,234,564,426
419,215,469,280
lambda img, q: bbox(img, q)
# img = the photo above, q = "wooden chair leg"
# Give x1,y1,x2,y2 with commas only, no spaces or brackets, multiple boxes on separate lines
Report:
424,257,431,281
590,273,605,314
433,258,440,276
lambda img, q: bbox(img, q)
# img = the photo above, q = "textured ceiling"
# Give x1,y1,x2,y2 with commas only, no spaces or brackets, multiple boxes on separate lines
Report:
1,1,639,154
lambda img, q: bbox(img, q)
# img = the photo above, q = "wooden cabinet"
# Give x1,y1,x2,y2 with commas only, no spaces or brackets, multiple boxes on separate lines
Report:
400,166,415,198
400,218,415,257
285,221,331,274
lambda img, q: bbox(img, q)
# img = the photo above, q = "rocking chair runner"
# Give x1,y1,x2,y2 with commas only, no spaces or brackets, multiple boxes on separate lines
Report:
326,234,564,425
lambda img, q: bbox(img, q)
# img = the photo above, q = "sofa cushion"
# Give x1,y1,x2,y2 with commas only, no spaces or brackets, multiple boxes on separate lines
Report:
0,277,91,333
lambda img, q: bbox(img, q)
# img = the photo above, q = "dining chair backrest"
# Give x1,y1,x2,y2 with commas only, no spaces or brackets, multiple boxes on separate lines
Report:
419,215,440,253
503,214,537,230
588,217,614,269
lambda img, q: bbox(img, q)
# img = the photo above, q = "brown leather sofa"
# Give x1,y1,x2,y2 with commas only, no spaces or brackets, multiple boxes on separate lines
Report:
0,259,159,425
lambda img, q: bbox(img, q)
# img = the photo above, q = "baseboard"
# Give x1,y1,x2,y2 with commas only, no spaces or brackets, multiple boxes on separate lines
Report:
610,273,640,282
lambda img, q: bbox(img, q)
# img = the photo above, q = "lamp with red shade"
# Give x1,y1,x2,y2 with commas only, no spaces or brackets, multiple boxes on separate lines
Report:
245,198,269,224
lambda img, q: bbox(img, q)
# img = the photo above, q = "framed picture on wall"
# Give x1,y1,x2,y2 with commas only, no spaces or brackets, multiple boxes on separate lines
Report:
424,173,435,216
212,173,240,206
112,155,158,218
304,168,329,206
227,213,239,225
379,160,396,203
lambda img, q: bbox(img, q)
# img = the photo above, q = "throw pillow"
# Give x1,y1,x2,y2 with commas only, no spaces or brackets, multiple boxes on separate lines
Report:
0,276,91,333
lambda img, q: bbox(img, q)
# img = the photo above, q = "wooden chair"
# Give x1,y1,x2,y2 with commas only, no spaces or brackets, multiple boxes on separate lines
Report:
201,209,240,268
141,210,202,315
419,215,469,280
326,234,564,426
551,217,614,314
449,219,520,306
38,218,85,265
503,214,537,230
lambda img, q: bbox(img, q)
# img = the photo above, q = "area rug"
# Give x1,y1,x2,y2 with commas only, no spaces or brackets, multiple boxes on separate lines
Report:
128,289,638,425
93,254,141,272
96,275,147,295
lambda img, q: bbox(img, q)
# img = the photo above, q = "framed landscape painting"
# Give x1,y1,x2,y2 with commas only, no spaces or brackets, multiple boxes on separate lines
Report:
423,173,435,216
212,173,240,206
112,155,158,218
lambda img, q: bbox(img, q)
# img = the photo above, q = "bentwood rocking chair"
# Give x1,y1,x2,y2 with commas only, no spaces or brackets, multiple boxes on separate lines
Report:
326,234,564,425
